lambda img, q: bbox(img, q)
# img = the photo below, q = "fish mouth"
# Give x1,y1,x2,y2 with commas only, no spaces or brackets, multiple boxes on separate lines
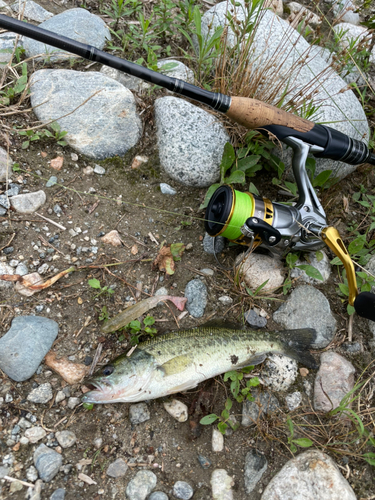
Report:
82,379,111,404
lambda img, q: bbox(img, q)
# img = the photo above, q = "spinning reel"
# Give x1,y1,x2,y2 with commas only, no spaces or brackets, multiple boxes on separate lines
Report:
1,14,375,320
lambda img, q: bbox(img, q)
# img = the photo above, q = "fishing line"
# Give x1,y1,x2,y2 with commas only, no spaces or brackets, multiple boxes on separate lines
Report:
9,166,246,232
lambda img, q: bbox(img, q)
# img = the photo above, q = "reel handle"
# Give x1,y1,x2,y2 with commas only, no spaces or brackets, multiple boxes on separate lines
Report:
354,292,375,321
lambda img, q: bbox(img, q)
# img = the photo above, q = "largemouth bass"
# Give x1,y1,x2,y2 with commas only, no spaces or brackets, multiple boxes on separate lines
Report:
82,326,317,404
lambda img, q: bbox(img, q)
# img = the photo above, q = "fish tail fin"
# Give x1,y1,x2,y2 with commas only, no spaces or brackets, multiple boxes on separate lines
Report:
279,328,318,369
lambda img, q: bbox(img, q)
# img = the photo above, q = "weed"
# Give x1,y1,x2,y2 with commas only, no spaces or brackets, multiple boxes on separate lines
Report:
200,397,240,434
286,417,313,453
88,278,115,298
0,61,28,106
124,315,157,344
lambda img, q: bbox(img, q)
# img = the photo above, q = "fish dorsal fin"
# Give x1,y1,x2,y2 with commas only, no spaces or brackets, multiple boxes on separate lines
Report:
159,355,192,376
199,319,244,330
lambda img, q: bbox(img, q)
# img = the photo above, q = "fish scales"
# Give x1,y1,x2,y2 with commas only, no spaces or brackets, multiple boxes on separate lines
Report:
82,326,317,404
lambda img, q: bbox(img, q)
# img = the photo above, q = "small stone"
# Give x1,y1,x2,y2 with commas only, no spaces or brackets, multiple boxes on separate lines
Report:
34,443,62,482
285,391,302,411
26,465,39,482
50,156,64,171
313,352,355,413
163,400,188,422
20,436,29,446
94,165,105,175
212,428,224,452
71,153,78,161
131,155,149,169
218,295,233,306
149,493,169,500
262,355,298,391
94,437,103,449
46,176,57,187
55,430,76,448
15,262,28,276
129,403,150,425
203,233,225,254
83,166,94,175
18,417,32,429
341,341,361,354
242,389,279,427
10,190,46,214
25,426,47,443
125,470,157,500
101,230,122,247
185,279,207,318
55,391,65,403
173,481,194,500
244,309,267,328
0,466,9,479
0,194,10,209
299,368,309,377
200,268,214,276
27,383,53,404
67,397,80,409
211,469,234,500
50,489,66,500
0,147,13,182
106,458,128,478
244,449,267,494
10,481,23,493
160,183,177,195
198,454,211,469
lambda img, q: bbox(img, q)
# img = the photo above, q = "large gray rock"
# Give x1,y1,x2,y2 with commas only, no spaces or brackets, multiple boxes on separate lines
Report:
185,279,208,318
10,190,46,214
0,262,14,289
30,70,142,159
313,351,355,412
0,316,58,381
155,96,229,187
273,286,336,348
332,0,360,25
200,1,370,179
23,8,110,61
34,444,62,482
261,449,356,500
0,146,13,180
125,470,157,500
11,0,53,22
0,32,23,64
290,251,331,285
236,252,285,292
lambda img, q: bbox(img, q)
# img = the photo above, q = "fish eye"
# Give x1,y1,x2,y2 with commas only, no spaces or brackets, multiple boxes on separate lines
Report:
102,365,114,376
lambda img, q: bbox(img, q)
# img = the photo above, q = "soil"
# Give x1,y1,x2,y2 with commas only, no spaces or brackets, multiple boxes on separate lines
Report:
1,0,375,499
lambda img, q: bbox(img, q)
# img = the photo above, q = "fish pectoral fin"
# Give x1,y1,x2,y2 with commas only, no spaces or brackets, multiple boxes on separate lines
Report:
238,353,267,368
159,355,192,376
168,379,198,394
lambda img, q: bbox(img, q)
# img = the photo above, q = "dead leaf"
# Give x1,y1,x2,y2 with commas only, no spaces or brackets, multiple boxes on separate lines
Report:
50,156,64,170
131,244,138,255
343,195,349,213
45,351,89,385
152,245,175,275
101,230,122,247
78,473,97,485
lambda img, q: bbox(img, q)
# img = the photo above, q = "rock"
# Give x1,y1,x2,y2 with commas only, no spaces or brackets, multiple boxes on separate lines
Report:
30,70,142,160
27,383,53,404
101,230,122,247
0,316,58,382
199,2,370,179
0,465,9,478
261,449,356,499
341,341,361,354
129,403,150,425
106,458,128,478
15,262,28,276
55,430,76,448
44,352,89,385
24,427,46,443
203,233,226,254
67,397,80,409
46,176,57,187
185,279,208,318
0,32,22,64
26,465,39,482
55,391,65,403
23,8,110,61
218,295,233,306
131,155,149,169
100,66,150,92
332,0,360,25
15,272,43,297
242,389,279,427
163,399,188,422
313,352,355,412
50,489,66,500
11,0,53,22
236,252,285,292
287,2,321,28
262,355,298,391
34,443,63,482
160,183,177,195
265,0,283,15
158,59,195,84
290,251,331,284
244,309,267,328
0,194,10,209
200,268,214,276
273,286,336,348
149,493,169,500
244,449,268,494
198,454,212,469
155,96,229,187
211,469,234,500
285,391,302,410
333,23,374,63
0,262,14,289
94,165,105,175
173,481,194,500
212,428,224,452
10,191,46,214
125,470,157,500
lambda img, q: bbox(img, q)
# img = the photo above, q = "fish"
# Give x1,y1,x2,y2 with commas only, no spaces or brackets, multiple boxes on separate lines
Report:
82,325,317,404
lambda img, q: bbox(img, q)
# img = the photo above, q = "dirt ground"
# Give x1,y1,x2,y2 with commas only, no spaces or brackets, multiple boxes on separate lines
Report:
1,0,375,499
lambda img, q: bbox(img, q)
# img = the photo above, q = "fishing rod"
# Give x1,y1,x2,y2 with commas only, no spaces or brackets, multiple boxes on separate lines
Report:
1,14,375,322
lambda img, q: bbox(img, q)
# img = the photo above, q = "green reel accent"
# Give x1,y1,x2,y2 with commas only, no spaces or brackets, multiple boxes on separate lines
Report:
205,185,254,240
